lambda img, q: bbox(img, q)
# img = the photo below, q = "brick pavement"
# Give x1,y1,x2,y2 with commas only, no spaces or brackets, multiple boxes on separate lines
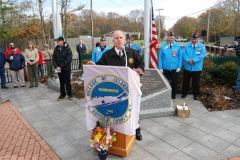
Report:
225,156,240,160
0,101,61,160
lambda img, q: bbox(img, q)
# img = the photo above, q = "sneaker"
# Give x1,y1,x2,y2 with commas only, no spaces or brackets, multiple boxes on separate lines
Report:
14,86,18,88
57,95,65,101
68,95,73,100
21,84,25,87
2,86,9,89
35,84,39,87
29,85,34,88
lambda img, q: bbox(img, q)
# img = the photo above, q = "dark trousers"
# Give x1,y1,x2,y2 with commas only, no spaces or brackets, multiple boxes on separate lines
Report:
182,69,201,96
78,53,82,69
27,63,38,86
163,69,178,96
0,67,6,87
58,70,72,97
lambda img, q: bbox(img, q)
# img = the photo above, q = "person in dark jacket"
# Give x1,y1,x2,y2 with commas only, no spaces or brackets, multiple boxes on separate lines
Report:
0,48,9,89
6,47,25,88
76,39,86,69
87,30,144,141
52,37,73,101
235,40,240,94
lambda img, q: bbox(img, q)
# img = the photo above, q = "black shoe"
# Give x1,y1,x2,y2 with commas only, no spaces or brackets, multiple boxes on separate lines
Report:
194,95,199,100
14,86,18,88
181,94,187,98
136,128,142,141
68,95,73,100
172,95,176,99
29,85,34,88
1,86,9,89
35,84,39,87
21,85,25,87
57,95,65,101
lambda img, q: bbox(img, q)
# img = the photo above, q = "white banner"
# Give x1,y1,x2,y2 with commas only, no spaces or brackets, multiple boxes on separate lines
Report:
84,65,142,135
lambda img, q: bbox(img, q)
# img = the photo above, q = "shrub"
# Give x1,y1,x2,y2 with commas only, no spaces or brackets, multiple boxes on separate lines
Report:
210,61,238,86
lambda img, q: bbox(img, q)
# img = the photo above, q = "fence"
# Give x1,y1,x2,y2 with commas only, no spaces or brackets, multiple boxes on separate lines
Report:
209,56,238,65
4,59,80,83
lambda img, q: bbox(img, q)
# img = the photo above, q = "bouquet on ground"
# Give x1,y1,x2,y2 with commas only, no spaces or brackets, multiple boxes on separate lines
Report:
90,115,117,151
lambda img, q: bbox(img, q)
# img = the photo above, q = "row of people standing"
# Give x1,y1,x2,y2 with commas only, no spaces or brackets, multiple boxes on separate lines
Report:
158,31,206,100
0,41,54,89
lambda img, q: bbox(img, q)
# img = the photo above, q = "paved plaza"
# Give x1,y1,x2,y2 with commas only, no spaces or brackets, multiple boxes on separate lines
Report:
0,82,240,160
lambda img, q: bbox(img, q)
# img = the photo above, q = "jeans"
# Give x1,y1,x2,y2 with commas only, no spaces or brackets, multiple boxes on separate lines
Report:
0,67,6,87
38,64,44,76
236,65,240,91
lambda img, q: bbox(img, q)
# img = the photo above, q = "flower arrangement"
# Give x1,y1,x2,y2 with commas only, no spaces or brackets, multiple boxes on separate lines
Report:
90,116,117,151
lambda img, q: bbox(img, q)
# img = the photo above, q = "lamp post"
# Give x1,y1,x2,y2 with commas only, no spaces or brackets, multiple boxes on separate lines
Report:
155,8,163,41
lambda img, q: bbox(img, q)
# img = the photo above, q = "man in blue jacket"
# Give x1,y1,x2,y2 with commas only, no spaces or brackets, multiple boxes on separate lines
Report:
91,37,110,63
0,48,9,89
158,32,182,99
181,31,206,100
125,34,142,56
76,39,86,69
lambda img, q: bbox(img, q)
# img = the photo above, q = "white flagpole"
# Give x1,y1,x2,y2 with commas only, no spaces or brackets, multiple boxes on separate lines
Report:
56,8,63,37
144,0,151,69
52,0,57,46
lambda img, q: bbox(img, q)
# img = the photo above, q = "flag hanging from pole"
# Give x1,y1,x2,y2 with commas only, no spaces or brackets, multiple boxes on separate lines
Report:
149,5,158,69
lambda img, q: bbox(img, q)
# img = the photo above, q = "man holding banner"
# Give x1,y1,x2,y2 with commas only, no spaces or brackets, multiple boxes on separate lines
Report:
87,30,144,140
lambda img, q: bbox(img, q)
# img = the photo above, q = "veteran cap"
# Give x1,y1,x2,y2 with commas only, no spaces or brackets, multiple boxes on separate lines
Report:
192,30,199,38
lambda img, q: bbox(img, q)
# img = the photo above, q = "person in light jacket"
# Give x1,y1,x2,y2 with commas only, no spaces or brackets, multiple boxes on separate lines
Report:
158,32,182,99
125,34,142,56
24,41,39,88
91,37,110,63
181,30,206,100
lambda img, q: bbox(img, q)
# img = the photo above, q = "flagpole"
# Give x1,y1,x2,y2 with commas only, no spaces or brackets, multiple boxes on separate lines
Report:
144,0,151,69
52,0,57,46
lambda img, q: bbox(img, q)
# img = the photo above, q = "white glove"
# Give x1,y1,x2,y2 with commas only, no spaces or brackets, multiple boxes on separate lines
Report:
160,69,163,73
176,68,180,72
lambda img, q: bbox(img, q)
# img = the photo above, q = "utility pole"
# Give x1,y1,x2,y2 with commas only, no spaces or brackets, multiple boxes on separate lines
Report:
207,10,210,43
155,8,163,41
90,0,94,49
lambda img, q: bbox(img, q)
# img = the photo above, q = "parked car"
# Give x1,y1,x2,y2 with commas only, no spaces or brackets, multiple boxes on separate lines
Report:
175,38,183,42
198,38,204,44
183,38,188,42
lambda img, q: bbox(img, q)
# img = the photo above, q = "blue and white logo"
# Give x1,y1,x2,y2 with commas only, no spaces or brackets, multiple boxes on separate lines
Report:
85,74,131,124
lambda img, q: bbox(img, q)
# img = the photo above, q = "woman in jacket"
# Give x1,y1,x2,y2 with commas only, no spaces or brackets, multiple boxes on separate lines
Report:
24,41,39,88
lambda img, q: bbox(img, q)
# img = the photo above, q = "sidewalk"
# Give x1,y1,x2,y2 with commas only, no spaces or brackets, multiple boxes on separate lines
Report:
0,82,240,160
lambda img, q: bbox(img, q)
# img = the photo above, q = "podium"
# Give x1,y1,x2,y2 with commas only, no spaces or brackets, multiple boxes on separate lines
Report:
108,132,136,156
84,65,142,157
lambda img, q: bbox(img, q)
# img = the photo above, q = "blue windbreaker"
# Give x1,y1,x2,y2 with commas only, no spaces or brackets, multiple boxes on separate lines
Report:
125,42,142,56
182,42,206,71
158,41,182,70
91,46,110,63
0,48,5,68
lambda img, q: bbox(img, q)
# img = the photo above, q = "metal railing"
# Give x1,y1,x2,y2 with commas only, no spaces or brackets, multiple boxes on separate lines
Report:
4,59,80,83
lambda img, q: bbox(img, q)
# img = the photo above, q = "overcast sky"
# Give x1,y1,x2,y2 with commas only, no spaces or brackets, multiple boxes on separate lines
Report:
79,0,220,30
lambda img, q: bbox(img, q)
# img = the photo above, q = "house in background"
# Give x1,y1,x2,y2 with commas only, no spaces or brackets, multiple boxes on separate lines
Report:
103,31,141,40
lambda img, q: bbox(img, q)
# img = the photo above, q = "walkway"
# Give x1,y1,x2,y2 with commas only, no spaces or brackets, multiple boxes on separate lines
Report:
0,82,240,160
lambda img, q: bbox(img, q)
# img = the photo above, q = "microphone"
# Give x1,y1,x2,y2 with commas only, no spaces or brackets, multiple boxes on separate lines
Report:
121,46,127,67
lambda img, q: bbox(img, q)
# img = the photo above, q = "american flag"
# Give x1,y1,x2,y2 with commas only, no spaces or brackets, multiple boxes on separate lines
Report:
149,5,158,69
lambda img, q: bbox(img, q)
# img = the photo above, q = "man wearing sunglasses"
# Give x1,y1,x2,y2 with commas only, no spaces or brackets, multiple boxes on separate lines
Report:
5,42,21,58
